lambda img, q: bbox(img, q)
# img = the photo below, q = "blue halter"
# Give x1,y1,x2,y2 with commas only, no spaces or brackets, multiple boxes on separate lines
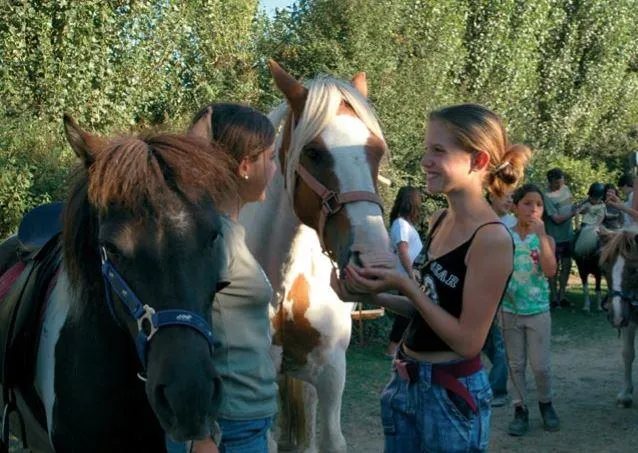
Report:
100,247,215,368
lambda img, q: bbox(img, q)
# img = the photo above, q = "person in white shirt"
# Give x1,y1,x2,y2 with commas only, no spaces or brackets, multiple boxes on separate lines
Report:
385,186,423,357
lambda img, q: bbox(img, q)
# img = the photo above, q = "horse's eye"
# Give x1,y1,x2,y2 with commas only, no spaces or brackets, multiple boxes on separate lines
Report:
102,241,121,258
207,232,220,249
304,147,322,162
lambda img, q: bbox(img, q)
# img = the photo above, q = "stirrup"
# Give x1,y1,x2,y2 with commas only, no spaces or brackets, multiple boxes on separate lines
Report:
1,398,28,450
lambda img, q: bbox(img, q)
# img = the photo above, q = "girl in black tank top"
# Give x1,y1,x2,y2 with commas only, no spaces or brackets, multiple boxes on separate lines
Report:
331,104,531,452
404,210,509,353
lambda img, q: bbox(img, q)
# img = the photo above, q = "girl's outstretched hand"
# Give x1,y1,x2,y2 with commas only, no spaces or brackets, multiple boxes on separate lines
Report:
330,269,371,302
344,264,408,294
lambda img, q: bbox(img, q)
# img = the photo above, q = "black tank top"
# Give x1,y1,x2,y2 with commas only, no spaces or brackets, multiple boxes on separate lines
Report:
403,211,506,352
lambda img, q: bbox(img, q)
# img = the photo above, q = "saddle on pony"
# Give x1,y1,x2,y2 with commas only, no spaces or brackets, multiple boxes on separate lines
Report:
0,202,63,452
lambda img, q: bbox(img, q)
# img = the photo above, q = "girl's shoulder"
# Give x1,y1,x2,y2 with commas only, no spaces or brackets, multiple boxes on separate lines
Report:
468,219,514,260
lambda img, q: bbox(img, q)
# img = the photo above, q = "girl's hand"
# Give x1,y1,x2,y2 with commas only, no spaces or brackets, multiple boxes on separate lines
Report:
192,439,219,453
606,192,621,204
330,269,372,302
344,265,409,294
529,217,547,237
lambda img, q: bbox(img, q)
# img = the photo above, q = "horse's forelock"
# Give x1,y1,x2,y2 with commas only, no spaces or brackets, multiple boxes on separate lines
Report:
87,134,237,215
271,76,386,198
62,133,238,307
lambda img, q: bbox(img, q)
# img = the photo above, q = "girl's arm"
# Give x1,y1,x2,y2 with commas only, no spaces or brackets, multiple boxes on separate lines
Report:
537,235,557,278
396,242,414,276
608,198,638,221
530,217,557,277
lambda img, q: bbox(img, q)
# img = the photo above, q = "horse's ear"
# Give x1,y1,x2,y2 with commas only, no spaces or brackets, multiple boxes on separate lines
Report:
187,106,213,140
268,59,308,120
63,114,101,167
351,72,368,98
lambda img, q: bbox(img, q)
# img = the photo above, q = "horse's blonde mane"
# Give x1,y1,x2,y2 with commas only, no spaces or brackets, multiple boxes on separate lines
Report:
268,75,387,197
600,225,638,265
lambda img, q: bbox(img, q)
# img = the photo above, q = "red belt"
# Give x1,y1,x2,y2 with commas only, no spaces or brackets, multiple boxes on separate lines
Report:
394,355,483,414
432,355,482,413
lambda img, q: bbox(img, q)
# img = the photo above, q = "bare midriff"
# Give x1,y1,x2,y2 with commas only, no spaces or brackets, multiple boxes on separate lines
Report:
402,344,465,363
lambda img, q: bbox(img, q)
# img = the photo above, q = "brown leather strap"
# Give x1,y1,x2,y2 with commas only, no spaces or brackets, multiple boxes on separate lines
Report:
296,165,383,252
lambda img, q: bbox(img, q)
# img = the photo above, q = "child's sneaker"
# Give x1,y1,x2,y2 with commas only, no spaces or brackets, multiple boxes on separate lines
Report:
507,405,529,436
539,401,560,431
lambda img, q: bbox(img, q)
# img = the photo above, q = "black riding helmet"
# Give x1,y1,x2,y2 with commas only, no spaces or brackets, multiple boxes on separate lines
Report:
588,182,606,200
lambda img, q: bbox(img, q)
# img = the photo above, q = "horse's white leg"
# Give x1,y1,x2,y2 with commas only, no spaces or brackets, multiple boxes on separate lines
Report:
300,380,319,453
617,322,636,408
582,280,590,312
315,350,347,453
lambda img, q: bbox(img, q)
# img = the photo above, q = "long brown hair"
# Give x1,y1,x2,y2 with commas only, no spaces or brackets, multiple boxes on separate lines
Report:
190,103,275,170
389,186,421,225
429,104,532,197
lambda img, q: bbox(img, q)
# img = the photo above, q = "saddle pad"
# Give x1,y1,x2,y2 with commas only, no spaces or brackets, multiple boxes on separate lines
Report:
0,262,26,301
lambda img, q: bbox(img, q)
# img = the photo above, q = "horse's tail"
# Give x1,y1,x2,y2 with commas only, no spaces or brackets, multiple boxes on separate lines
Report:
278,375,307,449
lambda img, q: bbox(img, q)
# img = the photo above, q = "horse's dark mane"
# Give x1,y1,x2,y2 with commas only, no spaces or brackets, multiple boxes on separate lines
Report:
63,133,238,297
600,227,638,266
63,165,101,299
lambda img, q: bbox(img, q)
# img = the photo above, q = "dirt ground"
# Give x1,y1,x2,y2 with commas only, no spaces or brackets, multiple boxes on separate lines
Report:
342,311,638,453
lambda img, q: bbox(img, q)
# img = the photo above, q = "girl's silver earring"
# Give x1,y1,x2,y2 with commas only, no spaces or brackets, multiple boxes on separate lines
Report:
243,174,249,180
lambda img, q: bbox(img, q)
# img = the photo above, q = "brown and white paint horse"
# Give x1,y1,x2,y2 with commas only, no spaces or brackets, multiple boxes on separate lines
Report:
239,61,392,452
600,226,638,408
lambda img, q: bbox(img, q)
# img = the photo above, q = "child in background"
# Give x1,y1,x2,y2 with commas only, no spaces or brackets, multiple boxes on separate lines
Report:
489,191,517,228
543,168,578,309
483,190,515,407
501,184,559,436
603,185,624,230
574,182,606,257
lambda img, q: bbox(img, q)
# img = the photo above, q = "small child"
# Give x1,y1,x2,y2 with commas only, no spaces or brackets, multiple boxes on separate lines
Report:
501,184,559,436
574,182,606,257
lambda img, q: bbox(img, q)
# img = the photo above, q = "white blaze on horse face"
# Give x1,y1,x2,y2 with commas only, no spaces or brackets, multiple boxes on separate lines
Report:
35,271,72,445
320,114,388,251
168,209,192,236
611,255,626,326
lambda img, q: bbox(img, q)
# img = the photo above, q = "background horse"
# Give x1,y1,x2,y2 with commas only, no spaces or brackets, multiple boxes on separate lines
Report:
574,227,604,312
600,226,638,408
0,118,235,452
238,61,392,453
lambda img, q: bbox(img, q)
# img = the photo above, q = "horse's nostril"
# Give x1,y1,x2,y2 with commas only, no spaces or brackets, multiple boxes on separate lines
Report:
351,251,362,267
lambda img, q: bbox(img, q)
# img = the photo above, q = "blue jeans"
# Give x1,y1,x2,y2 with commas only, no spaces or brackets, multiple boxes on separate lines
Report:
381,357,493,452
482,323,508,397
165,417,272,453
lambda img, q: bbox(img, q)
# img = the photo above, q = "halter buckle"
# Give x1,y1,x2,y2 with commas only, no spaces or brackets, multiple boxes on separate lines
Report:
322,192,341,215
137,304,158,340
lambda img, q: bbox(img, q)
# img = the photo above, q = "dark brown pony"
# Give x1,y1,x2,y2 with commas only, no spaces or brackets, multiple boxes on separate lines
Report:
1,117,236,452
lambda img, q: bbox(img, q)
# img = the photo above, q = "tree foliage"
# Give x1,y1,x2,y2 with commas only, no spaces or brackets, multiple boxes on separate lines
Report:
0,0,636,238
